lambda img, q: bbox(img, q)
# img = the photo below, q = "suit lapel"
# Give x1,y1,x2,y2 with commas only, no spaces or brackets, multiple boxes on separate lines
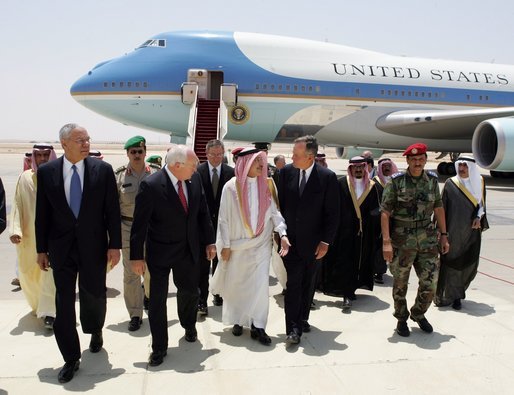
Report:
163,169,187,215
54,157,71,214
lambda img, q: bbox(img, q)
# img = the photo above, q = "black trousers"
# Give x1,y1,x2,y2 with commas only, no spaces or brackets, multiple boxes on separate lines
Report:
283,247,317,336
147,251,199,352
198,255,219,305
52,242,107,362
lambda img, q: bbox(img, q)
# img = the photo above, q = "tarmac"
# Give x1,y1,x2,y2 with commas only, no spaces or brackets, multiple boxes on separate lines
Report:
0,142,513,394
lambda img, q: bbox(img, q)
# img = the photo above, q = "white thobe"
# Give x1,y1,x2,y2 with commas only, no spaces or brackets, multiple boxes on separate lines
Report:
9,170,55,317
210,177,286,329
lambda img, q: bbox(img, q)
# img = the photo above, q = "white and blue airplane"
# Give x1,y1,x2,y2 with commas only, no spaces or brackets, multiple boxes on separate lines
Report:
71,31,514,175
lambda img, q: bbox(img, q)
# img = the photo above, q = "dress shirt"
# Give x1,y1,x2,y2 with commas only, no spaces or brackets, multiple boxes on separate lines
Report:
165,166,188,203
63,156,85,206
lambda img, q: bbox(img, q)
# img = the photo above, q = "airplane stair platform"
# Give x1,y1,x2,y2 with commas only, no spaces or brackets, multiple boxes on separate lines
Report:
194,99,220,162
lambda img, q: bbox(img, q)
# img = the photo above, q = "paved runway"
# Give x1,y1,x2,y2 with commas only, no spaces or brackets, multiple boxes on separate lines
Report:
0,142,513,394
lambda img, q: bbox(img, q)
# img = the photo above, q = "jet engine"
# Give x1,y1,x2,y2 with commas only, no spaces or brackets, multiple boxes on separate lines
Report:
335,147,384,160
472,118,514,171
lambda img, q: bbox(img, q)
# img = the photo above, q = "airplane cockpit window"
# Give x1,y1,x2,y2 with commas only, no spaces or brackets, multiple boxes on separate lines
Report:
137,39,166,49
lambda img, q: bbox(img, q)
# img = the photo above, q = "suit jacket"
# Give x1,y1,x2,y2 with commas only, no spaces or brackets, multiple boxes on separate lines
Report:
197,162,234,229
35,156,121,267
278,163,340,261
0,178,6,235
130,169,215,265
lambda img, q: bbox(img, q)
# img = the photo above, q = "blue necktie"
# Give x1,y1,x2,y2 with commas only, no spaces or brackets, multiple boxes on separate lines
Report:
70,165,82,218
299,169,306,196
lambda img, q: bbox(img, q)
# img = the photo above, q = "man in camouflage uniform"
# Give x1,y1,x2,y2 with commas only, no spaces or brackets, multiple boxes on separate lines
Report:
381,143,450,337
116,136,160,331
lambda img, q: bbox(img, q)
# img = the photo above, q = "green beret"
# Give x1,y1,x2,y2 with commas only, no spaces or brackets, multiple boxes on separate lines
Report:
124,135,146,150
146,155,162,166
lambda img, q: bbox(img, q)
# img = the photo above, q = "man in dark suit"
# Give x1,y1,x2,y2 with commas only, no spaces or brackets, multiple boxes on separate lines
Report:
278,136,340,345
130,145,216,367
35,124,121,383
197,139,234,312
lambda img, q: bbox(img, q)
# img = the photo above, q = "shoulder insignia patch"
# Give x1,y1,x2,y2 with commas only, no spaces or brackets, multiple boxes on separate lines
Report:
427,170,438,178
115,165,127,174
392,172,405,179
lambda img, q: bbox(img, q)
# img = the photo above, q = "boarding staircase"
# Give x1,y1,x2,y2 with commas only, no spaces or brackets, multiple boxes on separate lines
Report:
193,99,220,162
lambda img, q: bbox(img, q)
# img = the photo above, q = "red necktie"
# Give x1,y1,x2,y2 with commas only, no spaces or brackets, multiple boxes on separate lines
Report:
177,180,188,214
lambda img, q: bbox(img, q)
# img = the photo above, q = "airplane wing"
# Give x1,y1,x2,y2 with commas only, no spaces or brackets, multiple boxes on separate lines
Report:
376,107,514,139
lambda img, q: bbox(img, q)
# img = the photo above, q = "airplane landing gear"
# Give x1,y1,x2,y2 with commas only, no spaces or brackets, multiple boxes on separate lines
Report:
436,161,456,176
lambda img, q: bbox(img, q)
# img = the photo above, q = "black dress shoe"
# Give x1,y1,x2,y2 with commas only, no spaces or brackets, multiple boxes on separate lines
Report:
143,296,150,310
452,299,462,310
44,316,55,330
302,320,311,333
128,317,142,332
374,273,384,284
396,320,410,337
213,294,223,306
185,328,197,342
342,297,352,313
411,317,433,333
232,324,243,336
250,325,272,345
197,303,208,316
89,331,103,353
149,350,167,367
58,360,80,383
285,330,300,345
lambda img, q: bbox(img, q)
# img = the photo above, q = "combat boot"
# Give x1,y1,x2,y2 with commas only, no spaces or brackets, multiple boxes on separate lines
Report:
396,320,410,337
411,316,433,333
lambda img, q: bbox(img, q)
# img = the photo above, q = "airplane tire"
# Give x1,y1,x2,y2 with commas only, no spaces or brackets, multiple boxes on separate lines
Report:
445,162,456,176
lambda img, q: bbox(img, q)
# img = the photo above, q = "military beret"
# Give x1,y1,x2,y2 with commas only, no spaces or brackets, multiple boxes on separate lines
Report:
403,143,427,156
146,155,162,166
231,147,244,157
124,135,146,150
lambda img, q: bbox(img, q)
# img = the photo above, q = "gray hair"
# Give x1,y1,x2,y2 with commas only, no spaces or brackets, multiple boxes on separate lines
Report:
294,135,318,156
59,123,80,140
205,139,224,151
165,144,189,165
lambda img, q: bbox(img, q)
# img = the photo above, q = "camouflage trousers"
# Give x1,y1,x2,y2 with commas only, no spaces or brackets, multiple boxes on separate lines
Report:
389,246,439,321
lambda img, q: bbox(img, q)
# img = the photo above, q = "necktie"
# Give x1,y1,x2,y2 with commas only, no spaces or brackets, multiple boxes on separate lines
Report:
299,169,306,196
211,167,219,197
177,180,188,214
70,165,82,218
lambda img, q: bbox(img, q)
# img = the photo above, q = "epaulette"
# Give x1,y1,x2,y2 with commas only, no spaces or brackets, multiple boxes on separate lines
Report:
427,170,438,178
115,165,127,174
149,163,161,170
391,172,405,179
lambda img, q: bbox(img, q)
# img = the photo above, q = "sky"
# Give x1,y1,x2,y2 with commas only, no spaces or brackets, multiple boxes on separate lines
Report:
1,0,514,143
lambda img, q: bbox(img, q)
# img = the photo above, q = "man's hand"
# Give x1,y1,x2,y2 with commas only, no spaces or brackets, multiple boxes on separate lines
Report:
10,235,21,244
315,242,329,260
439,235,450,254
131,259,146,276
279,236,290,257
220,248,231,262
383,239,393,262
206,244,216,260
37,252,50,271
472,218,481,230
107,249,121,269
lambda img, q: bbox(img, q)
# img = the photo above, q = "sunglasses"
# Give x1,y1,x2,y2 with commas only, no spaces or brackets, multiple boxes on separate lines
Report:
129,149,145,155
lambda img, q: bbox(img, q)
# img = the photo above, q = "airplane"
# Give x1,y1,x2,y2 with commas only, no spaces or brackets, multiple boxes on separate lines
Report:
70,31,514,176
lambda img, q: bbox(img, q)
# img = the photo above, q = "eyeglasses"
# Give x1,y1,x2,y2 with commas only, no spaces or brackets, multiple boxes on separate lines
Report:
72,137,91,145
207,153,224,158
129,149,145,155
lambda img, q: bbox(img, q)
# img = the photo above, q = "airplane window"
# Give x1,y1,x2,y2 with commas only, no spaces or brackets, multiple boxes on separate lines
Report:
278,84,283,91
467,94,471,100
256,84,260,90
286,85,290,91
271,84,275,90
301,86,306,92
415,92,419,97
308,86,313,92
103,82,108,88
401,91,405,96
263,84,267,90
394,90,398,96
294,85,298,92
128,82,132,87
136,82,140,88
421,92,425,97
408,91,412,97
111,82,116,88
485,95,489,100
138,39,167,48
381,89,385,95
143,82,148,88
428,92,432,98
355,88,360,95
434,92,438,98
120,82,124,88
479,95,482,100
388,90,392,96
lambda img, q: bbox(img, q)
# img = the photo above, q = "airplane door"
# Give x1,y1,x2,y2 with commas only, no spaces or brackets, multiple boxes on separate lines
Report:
187,69,224,100
208,71,224,100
